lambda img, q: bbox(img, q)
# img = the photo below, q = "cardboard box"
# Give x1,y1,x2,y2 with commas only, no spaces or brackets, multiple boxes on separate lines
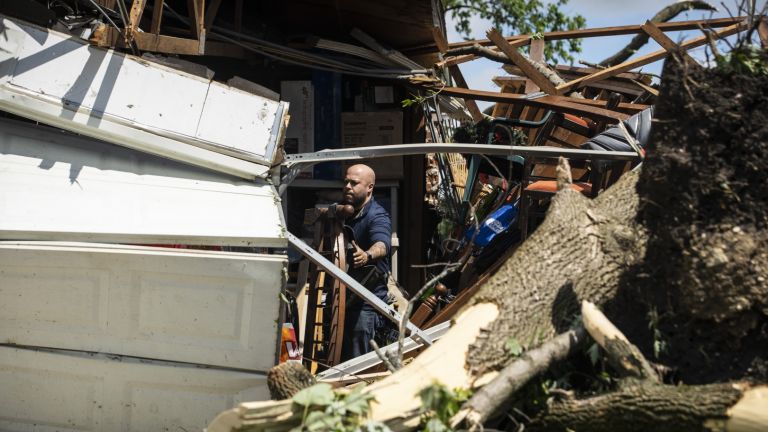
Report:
341,112,403,179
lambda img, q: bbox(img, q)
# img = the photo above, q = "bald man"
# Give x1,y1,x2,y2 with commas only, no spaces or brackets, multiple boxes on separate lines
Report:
341,164,392,360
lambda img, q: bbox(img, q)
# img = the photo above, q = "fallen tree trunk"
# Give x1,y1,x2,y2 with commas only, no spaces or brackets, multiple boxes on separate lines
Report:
528,383,768,432
208,50,768,432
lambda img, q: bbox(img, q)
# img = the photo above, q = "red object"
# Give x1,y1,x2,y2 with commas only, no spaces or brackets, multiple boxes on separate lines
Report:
526,180,593,195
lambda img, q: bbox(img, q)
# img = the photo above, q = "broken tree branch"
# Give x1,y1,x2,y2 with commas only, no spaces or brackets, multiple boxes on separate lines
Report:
599,1,718,66
451,325,588,429
582,301,659,383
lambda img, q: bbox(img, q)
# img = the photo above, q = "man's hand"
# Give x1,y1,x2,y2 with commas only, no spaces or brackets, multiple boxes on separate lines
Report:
350,241,369,268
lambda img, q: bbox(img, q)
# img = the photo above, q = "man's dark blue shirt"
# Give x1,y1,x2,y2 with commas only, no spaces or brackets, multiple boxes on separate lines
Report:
346,197,391,303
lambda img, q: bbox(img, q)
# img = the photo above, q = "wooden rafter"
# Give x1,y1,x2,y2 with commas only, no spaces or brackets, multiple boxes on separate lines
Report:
487,28,557,95
640,20,695,64
436,87,638,122
556,20,748,94
408,16,745,55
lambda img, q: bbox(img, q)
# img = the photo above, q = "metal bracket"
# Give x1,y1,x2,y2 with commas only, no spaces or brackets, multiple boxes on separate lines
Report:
285,232,433,346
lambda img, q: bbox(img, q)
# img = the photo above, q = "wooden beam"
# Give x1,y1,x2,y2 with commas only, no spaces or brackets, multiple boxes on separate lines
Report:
187,0,205,53
487,29,557,95
641,20,695,64
204,0,223,31
525,38,545,93
126,0,147,41
91,25,246,58
448,66,484,122
436,87,632,122
443,17,745,51
150,0,162,34
431,27,449,54
556,20,748,94
758,17,768,47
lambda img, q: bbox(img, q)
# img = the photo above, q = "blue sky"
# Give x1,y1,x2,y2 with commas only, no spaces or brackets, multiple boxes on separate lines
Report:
446,0,755,108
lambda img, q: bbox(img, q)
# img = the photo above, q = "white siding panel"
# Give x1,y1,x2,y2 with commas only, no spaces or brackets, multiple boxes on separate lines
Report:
0,346,269,432
0,118,286,247
0,242,285,371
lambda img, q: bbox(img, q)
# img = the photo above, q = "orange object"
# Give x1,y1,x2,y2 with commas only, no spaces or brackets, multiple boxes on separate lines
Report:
526,180,593,195
279,323,302,363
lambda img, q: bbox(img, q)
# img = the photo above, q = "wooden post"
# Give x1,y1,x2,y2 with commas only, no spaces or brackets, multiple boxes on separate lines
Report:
150,0,162,35
525,38,546,93
187,0,205,54
486,29,558,95
126,0,147,42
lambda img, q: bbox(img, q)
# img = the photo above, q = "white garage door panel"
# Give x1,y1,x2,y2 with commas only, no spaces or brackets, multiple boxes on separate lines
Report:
0,242,285,371
0,346,269,432
0,15,288,178
0,118,286,247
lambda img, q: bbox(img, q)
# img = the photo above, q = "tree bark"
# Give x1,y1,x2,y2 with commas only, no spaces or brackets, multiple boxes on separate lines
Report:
528,383,766,432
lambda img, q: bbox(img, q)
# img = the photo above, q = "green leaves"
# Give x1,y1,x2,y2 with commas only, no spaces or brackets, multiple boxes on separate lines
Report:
293,383,335,407
417,382,472,432
505,337,524,356
291,384,387,432
442,0,586,63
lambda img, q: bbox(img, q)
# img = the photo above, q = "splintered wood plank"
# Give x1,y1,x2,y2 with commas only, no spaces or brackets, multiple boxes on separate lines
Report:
449,65,484,122
150,0,163,34
557,20,747,94
487,29,558,94
641,20,695,64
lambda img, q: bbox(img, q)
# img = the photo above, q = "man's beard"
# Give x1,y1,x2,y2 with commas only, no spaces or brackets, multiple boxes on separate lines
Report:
343,192,365,209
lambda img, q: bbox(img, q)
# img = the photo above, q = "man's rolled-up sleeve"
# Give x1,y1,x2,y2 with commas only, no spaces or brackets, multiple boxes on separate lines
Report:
368,210,391,255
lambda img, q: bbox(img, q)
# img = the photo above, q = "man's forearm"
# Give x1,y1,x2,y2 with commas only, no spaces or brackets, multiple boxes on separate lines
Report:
367,241,388,260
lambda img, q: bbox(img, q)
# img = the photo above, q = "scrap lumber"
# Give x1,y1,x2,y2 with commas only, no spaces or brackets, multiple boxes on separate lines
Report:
435,87,637,122
599,0,717,66
433,17,744,52
448,66,484,122
640,20,695,64
556,20,748,94
487,29,557,95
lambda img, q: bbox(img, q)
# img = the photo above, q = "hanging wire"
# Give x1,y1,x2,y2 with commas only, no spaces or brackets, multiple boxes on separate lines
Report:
158,2,429,79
